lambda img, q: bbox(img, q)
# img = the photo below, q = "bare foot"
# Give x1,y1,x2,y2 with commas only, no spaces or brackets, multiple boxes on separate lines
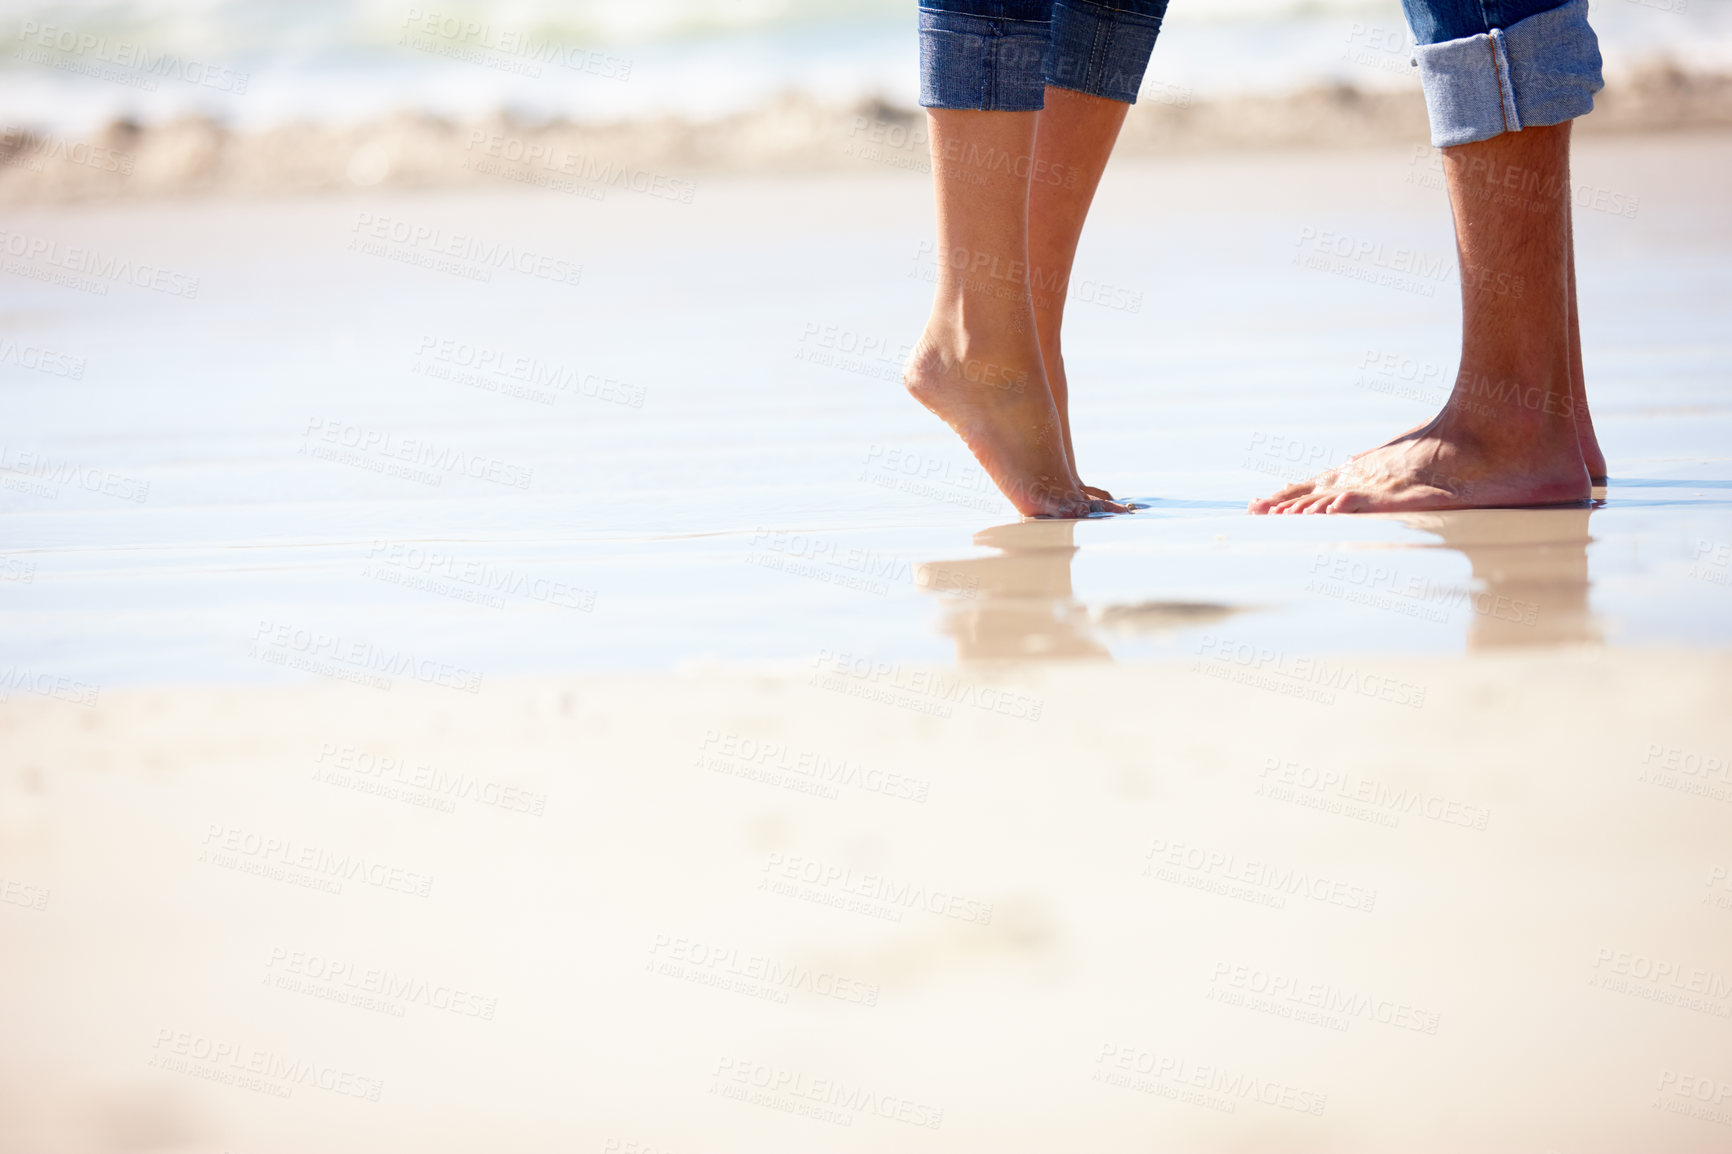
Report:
1577,413,1607,485
905,333,1125,518
1044,350,1115,501
1386,413,1603,484
1248,408,1590,514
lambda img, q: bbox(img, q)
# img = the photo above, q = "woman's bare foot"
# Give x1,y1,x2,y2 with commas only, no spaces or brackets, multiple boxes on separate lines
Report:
905,327,1119,518
1047,350,1115,501
1248,405,1591,514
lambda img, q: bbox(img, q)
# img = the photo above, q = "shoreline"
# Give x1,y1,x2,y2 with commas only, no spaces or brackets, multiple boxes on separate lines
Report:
2,62,1729,203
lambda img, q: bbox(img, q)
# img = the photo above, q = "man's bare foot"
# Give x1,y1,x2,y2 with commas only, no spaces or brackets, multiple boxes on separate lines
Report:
1578,415,1607,485
905,331,1123,518
1248,407,1590,514
1384,413,1604,485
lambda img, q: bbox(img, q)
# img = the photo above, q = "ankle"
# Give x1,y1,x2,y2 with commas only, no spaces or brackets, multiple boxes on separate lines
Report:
923,298,1039,352
1446,370,1583,442
906,337,1038,399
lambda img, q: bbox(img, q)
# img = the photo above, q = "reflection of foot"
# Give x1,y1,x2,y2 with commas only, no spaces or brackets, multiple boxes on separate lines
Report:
1249,408,1590,514
916,519,1111,659
905,331,1125,518
1392,508,1602,649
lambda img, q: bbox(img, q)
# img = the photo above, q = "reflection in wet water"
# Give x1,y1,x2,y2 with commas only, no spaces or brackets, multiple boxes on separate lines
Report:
917,521,1240,661
1396,509,1603,650
916,521,1108,661
918,509,1603,660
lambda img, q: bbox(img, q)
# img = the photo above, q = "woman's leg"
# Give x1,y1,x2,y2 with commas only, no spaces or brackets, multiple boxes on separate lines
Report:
910,1,1097,517
1029,0,1170,500
907,106,1099,518
909,0,1164,515
1028,87,1131,499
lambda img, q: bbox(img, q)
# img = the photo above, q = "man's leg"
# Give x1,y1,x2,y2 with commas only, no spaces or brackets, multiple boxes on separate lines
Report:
1250,0,1606,513
1028,86,1131,500
1253,123,1588,513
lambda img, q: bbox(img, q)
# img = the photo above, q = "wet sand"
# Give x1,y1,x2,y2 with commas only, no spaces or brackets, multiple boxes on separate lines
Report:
2,131,1731,1150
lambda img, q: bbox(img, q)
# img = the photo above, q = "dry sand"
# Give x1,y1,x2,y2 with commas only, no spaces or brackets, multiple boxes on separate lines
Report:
1,647,1730,1152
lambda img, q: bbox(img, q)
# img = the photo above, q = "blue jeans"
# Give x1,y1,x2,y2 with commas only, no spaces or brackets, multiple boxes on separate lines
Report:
920,0,1602,147
918,0,1170,110
1405,0,1603,146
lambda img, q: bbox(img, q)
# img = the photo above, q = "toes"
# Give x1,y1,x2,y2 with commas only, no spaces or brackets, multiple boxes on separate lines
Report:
1042,494,1093,519
1089,498,1131,515
1250,480,1316,515
1082,485,1116,502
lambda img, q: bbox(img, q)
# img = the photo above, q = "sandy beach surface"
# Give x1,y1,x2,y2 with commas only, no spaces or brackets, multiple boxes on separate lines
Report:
3,129,1731,1151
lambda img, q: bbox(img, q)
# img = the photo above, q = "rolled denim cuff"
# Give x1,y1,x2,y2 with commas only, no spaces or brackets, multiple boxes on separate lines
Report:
919,9,1052,111
1047,0,1169,105
1412,0,1603,147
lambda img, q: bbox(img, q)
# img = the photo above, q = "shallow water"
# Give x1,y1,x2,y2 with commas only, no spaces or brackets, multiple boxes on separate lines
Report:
2,133,1730,692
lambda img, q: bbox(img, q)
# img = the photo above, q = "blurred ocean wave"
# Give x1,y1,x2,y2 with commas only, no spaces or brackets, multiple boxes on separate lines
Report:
3,0,1729,134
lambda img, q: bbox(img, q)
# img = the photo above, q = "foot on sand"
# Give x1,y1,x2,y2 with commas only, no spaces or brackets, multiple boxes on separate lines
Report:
905,330,1125,519
1578,414,1608,486
1248,403,1591,514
